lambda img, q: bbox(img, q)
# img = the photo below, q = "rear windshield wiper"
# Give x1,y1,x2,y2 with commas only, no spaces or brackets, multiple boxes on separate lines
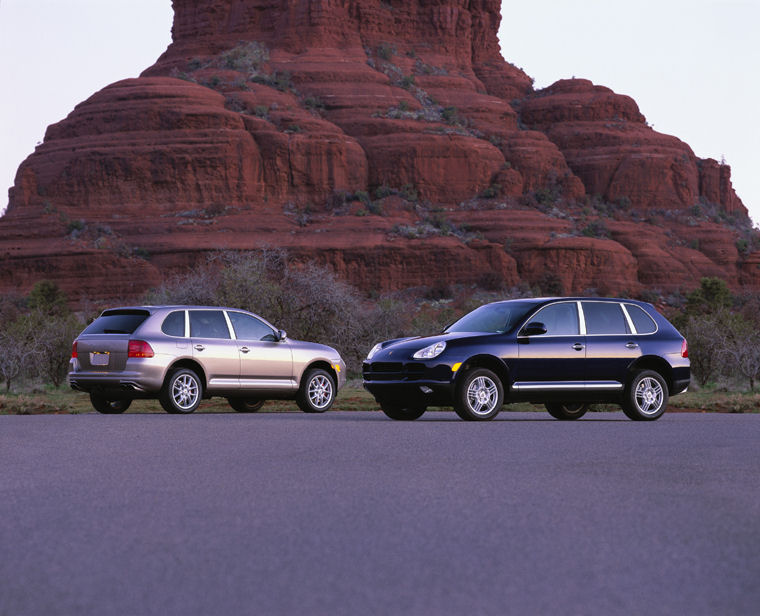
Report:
103,329,129,334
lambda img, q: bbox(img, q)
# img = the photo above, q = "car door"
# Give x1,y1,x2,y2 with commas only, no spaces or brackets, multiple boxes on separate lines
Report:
189,309,240,391
515,301,586,390
226,311,295,392
581,301,641,388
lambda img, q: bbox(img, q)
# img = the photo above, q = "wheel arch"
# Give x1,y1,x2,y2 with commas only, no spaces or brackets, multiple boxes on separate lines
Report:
628,356,673,393
300,360,338,389
455,354,510,394
165,359,208,391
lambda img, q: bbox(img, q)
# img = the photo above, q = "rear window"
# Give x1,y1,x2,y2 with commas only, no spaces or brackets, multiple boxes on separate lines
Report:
82,309,150,335
625,304,657,334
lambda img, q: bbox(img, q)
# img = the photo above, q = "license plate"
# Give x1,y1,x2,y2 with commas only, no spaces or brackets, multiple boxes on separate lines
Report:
90,352,110,366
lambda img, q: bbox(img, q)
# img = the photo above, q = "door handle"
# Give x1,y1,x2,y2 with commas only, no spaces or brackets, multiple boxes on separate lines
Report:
572,343,584,351
240,347,250,354
626,342,639,349
194,344,205,351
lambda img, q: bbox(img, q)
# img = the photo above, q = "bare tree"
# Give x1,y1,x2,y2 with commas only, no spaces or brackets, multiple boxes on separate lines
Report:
721,318,760,391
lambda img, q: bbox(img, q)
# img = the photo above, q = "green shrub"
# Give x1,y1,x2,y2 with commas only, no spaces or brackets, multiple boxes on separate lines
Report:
219,42,269,71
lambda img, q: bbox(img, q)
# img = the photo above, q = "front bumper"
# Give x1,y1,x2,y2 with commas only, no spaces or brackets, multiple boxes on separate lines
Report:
362,360,456,406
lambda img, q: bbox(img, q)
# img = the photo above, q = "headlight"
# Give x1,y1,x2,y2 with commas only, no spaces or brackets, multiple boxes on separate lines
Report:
413,341,446,360
367,343,383,360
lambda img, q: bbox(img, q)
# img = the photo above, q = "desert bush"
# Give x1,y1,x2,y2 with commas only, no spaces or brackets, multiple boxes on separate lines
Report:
146,251,410,372
721,316,760,391
682,311,732,387
219,41,269,72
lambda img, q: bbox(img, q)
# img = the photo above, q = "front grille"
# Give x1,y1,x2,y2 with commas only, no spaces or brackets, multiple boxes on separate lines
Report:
363,361,446,382
371,362,403,373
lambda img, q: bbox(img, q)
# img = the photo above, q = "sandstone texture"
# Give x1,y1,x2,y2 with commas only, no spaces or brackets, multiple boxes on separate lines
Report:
1,0,756,304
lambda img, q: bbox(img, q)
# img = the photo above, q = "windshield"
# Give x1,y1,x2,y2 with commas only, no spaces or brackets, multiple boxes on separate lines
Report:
445,301,542,334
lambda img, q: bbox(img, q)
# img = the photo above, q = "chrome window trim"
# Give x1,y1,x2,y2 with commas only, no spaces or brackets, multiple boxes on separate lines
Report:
579,300,632,337
222,310,236,341
620,303,637,335
577,301,587,335
622,303,659,336
517,299,661,338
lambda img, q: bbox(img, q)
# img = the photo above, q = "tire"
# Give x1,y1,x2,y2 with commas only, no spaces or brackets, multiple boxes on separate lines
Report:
622,370,668,421
227,398,265,413
296,369,336,413
380,404,426,421
159,368,203,414
454,368,504,421
545,402,589,420
90,393,131,414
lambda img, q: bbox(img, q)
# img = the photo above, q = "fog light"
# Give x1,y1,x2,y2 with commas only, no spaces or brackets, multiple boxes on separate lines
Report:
420,386,433,394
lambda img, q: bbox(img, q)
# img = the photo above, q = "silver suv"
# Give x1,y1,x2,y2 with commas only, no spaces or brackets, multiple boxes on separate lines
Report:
68,306,346,414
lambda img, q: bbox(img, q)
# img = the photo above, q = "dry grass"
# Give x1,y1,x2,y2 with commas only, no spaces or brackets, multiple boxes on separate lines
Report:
1,385,758,415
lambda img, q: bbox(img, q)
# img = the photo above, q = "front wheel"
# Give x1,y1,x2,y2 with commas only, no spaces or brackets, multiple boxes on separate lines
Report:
454,368,504,421
622,370,668,421
545,402,588,420
227,398,265,413
90,393,131,414
159,368,203,414
296,369,335,413
380,404,426,421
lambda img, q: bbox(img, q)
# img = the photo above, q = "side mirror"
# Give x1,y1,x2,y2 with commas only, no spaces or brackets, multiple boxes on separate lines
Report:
523,322,547,336
277,329,287,341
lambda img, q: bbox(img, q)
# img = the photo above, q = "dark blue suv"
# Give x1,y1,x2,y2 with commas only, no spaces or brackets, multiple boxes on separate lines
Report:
363,298,690,421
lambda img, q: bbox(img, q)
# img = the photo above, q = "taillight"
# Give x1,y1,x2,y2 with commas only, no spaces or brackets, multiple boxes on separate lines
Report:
128,340,154,358
71,341,78,359
681,339,689,358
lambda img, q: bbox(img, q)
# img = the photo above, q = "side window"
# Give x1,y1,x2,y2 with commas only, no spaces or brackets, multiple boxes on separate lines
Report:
531,303,580,335
161,311,186,337
189,310,231,339
625,304,657,334
582,302,630,335
228,312,277,342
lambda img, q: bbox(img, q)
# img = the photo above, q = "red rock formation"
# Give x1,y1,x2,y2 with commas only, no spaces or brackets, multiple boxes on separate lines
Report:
1,0,756,305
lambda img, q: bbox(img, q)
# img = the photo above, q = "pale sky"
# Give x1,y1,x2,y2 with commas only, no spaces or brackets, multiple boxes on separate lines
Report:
1,0,758,224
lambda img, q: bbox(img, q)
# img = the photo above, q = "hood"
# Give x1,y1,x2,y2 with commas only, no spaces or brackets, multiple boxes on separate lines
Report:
371,331,488,361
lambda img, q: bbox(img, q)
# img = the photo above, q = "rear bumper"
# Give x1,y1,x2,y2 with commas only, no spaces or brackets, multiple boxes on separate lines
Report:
671,365,691,396
68,358,165,395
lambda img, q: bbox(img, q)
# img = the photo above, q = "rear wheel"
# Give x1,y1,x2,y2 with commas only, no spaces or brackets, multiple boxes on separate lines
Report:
380,404,426,421
296,369,335,413
454,368,504,421
227,398,265,413
545,402,588,420
159,368,203,414
622,370,668,421
90,393,131,414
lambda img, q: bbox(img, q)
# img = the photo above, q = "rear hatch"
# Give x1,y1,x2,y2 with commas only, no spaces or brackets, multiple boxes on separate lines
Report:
76,309,151,372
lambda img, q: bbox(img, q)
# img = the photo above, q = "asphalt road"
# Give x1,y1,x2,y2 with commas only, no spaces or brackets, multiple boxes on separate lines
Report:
1,411,759,616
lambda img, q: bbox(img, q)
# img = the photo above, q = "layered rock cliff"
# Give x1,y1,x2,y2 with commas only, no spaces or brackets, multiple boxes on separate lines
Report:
2,0,756,304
